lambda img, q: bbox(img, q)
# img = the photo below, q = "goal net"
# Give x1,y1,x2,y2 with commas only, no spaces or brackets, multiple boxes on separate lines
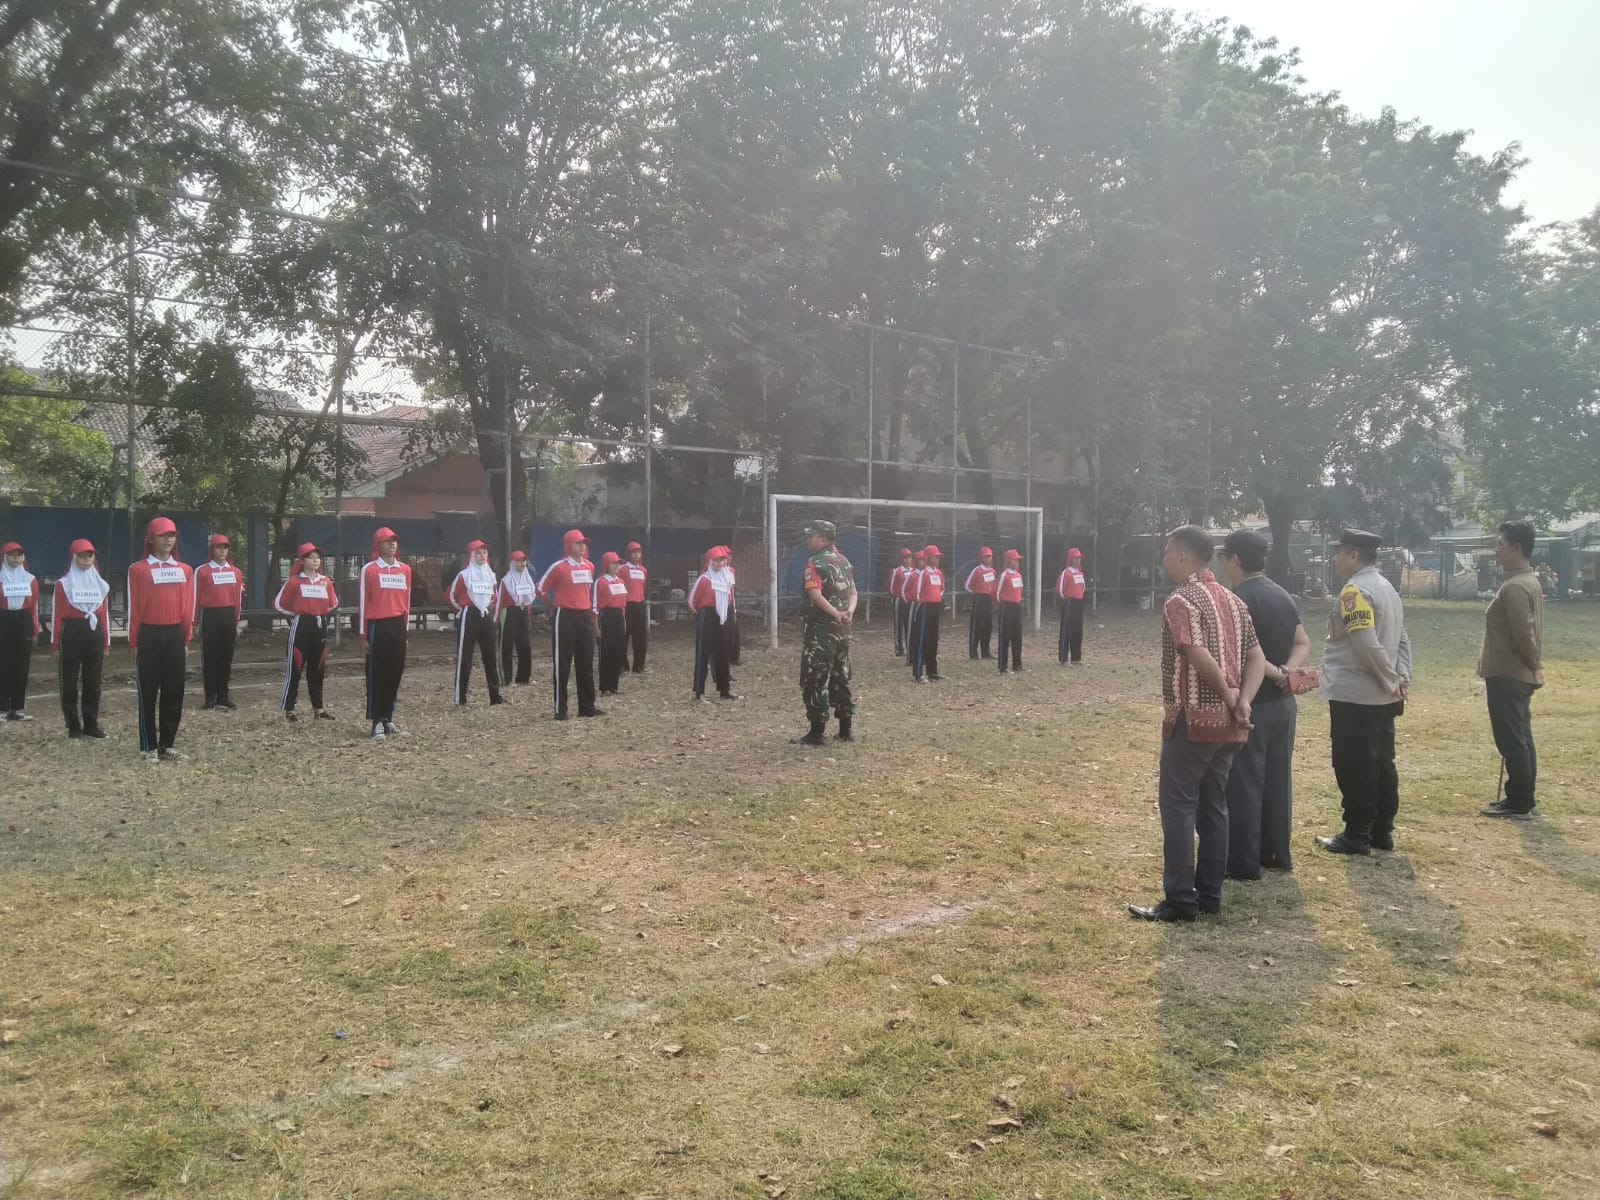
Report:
765,493,1044,648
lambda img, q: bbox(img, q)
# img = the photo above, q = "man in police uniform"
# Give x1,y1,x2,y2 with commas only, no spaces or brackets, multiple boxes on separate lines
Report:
793,520,857,746
1315,529,1412,855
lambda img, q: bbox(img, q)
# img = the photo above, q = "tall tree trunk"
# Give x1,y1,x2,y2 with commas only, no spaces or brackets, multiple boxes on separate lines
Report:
1263,490,1299,586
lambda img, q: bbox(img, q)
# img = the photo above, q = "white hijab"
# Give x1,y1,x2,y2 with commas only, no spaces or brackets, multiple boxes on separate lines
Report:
704,564,733,621
63,559,111,629
461,559,496,613
1,557,33,610
502,562,535,605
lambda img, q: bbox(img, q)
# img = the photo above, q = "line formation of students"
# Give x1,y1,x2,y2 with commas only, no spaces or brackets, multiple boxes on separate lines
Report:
0,521,749,757
885,544,1090,681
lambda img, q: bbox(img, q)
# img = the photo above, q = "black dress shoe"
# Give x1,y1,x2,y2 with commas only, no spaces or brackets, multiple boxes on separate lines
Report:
1480,803,1535,820
928,673,946,682
217,699,237,711
1127,900,1197,923
84,725,107,739
578,707,605,717
1314,833,1371,856
1198,901,1221,916
719,692,741,701
1369,830,1394,850
554,712,569,721
67,728,83,739
202,700,217,711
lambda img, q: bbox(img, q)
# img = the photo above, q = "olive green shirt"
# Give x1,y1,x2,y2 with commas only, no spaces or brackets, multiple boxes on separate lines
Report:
1477,566,1543,686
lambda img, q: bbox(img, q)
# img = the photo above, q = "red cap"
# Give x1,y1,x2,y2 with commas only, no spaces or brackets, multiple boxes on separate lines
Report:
601,551,621,567
563,529,587,549
466,539,488,555
1067,547,1082,560
913,549,926,562
924,544,942,557
510,550,528,561
295,541,320,559
143,517,177,553
68,538,95,556
899,547,912,558
1,541,20,555
372,526,398,556
708,545,729,559
626,541,642,552
979,546,993,557
1004,549,1021,561
209,533,229,546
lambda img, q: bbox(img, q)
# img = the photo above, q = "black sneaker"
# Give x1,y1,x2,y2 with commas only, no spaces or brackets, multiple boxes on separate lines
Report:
84,725,107,739
67,728,83,740
1480,803,1535,820
315,710,336,721
578,708,605,718
217,699,237,711
157,747,185,763
1128,900,1197,923
1369,830,1395,851
1314,832,1371,856
284,710,299,722
202,700,217,711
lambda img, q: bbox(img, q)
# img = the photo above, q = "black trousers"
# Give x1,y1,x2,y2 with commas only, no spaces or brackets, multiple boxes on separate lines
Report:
624,600,649,670
1329,699,1403,841
996,601,1023,670
968,594,994,659
364,615,407,723
1225,696,1296,876
693,607,732,697
551,607,597,716
454,606,501,704
893,597,911,656
281,614,328,712
0,608,33,711
199,606,237,704
598,607,626,692
1058,597,1085,664
500,606,533,684
58,618,103,732
911,602,941,680
1486,676,1537,809
728,611,741,666
136,623,186,752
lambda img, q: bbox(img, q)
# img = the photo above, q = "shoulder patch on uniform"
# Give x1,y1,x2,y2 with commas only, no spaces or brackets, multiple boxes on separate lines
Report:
1339,584,1375,631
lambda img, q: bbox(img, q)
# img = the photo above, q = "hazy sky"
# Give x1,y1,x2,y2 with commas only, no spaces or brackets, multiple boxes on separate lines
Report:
1182,0,1600,226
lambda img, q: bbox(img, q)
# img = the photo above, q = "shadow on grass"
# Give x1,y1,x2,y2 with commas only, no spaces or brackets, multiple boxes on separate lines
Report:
1515,817,1600,896
1335,849,1467,976
1153,874,1337,1102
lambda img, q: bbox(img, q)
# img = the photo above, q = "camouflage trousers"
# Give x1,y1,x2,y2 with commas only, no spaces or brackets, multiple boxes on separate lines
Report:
801,624,853,722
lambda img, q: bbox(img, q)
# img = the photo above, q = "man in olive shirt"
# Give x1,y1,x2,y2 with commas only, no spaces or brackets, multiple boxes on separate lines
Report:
1315,529,1412,856
1479,520,1544,819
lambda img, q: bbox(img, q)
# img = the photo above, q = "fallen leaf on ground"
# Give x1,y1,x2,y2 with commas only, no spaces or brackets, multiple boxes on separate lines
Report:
986,1117,1023,1132
659,1043,684,1057
1265,1144,1295,1159
339,894,361,907
930,974,951,987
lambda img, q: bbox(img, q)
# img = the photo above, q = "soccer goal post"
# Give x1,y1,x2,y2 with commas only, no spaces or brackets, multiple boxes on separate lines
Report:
766,493,1045,649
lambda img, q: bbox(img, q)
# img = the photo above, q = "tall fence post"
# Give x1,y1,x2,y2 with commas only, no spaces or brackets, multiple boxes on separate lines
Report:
865,327,874,624
950,343,958,618
643,314,652,564
124,185,138,577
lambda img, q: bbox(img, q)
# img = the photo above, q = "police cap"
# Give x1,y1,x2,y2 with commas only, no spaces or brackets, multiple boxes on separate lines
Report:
1337,528,1382,553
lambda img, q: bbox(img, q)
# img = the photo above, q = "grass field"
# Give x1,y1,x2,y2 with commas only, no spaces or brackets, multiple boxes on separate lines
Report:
3,600,1596,1200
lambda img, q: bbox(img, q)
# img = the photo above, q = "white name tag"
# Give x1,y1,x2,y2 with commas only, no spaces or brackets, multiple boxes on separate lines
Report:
469,580,494,595
378,572,407,590
150,566,185,585
209,570,237,586
926,571,942,586
626,566,645,579
69,587,103,609
2,582,28,600
300,583,328,600
570,569,592,585
607,579,627,595
711,578,730,593
981,569,995,582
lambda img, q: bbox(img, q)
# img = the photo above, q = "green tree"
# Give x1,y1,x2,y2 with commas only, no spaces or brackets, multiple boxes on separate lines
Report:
0,361,116,503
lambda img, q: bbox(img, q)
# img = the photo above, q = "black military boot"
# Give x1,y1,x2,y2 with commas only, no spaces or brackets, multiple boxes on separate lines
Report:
835,713,853,742
791,718,827,746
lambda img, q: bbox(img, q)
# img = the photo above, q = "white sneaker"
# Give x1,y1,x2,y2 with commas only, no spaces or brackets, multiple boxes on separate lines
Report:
383,721,405,737
371,723,386,741
157,747,184,762
10,711,33,722
142,749,159,762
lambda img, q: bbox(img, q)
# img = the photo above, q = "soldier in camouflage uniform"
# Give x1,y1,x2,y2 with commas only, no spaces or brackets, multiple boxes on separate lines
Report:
793,520,858,746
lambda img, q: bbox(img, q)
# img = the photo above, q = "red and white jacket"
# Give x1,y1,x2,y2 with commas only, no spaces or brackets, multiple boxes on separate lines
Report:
899,565,922,602
449,565,501,618
0,553,40,636
193,556,243,624
915,565,945,604
539,557,596,611
594,570,630,612
964,562,997,596
996,566,1024,604
620,558,648,603
1057,564,1086,601
274,571,340,620
357,528,412,639
128,555,195,647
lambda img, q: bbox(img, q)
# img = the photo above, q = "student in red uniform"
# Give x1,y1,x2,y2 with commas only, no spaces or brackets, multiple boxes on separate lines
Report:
539,528,601,720
964,546,997,660
273,542,339,721
595,551,630,695
192,533,243,710
911,544,946,682
53,539,110,738
128,517,194,760
689,545,739,702
358,526,412,740
498,550,536,686
1057,547,1087,665
620,541,649,672
1,541,40,720
448,539,503,707
995,549,1025,673
889,548,914,657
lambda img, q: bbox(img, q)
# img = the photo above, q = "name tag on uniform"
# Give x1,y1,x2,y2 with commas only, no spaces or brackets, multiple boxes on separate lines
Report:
69,587,103,608
301,583,328,600
1068,569,1083,584
607,579,627,595
570,569,592,585
378,571,407,591
980,569,995,583
150,566,185,585
626,566,644,579
2,582,28,600
469,580,494,596
926,571,942,586
209,570,237,586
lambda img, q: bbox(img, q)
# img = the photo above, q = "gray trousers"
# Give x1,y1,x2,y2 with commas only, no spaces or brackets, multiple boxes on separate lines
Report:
1159,716,1238,914
1485,676,1537,809
1225,696,1297,876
